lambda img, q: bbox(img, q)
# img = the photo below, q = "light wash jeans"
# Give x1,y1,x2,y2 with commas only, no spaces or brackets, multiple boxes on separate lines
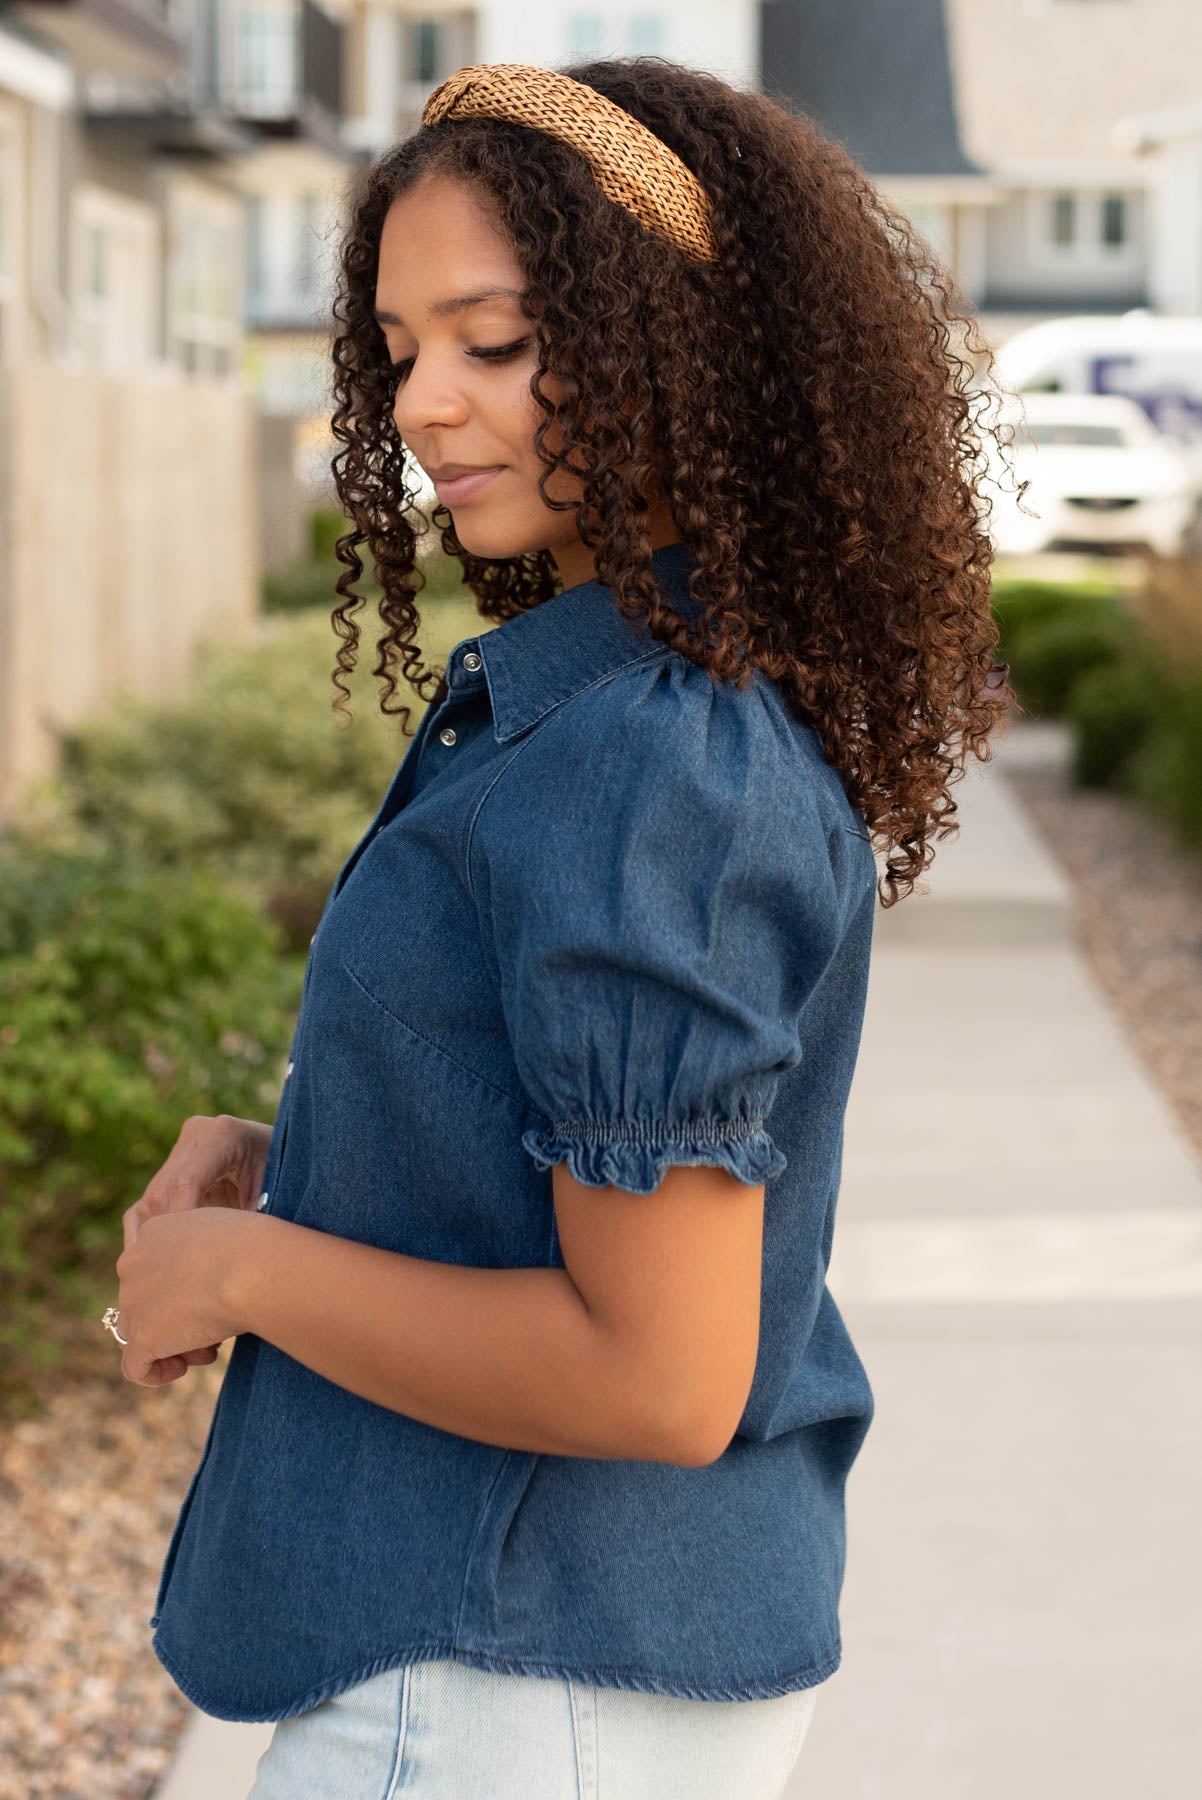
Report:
246,1656,821,1798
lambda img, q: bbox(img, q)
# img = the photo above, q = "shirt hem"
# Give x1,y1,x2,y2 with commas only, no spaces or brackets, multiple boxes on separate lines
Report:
149,1628,843,1722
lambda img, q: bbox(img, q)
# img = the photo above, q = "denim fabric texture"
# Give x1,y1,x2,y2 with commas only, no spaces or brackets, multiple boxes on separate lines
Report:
148,539,878,1722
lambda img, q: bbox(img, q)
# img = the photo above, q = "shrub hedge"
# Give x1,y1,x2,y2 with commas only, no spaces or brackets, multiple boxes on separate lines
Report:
1126,667,1202,849
36,612,415,953
1003,607,1136,718
0,835,302,1368
1,545,484,1374
1065,656,1164,790
263,519,474,615
992,564,1202,849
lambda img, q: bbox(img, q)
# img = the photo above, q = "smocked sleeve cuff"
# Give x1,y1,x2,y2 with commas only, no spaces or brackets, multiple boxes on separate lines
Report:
520,1116,788,1195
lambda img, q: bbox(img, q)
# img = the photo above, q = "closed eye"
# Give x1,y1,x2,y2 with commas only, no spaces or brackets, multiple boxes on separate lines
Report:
389,338,532,382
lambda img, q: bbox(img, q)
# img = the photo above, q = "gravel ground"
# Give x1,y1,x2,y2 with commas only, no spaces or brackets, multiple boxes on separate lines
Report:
0,1328,228,1800
1003,759,1202,1164
3,736,1200,1800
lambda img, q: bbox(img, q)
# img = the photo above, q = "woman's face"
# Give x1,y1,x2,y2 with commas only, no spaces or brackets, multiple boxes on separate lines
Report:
374,171,674,591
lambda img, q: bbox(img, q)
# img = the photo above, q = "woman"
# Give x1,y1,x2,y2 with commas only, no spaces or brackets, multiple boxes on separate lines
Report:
111,55,1013,1799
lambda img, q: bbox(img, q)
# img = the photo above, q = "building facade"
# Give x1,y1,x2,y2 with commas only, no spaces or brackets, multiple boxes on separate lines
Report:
343,2,758,157
760,0,1202,339
0,1,262,817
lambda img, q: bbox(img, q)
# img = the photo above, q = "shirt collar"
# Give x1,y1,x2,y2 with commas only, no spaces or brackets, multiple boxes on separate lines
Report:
471,540,704,745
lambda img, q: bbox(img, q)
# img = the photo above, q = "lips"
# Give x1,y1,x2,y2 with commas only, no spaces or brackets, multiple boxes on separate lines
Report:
432,466,504,503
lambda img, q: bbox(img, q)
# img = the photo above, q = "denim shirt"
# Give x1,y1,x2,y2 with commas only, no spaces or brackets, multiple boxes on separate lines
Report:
148,539,878,1721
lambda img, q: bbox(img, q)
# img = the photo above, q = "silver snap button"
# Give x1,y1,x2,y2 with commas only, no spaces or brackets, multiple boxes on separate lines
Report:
462,651,482,672
256,1190,270,1211
285,1061,294,1078
439,727,457,746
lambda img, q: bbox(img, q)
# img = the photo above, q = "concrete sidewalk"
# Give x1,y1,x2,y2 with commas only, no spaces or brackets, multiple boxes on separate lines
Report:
152,720,1202,1798
791,719,1202,1797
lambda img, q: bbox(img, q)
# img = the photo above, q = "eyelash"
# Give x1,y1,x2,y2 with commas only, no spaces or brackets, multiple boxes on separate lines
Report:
388,339,531,382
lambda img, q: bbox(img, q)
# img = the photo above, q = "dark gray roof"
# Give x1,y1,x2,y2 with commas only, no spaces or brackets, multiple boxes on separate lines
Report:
758,0,984,177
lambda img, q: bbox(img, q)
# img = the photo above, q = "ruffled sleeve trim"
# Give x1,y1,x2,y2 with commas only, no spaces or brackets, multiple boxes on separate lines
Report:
520,1116,788,1195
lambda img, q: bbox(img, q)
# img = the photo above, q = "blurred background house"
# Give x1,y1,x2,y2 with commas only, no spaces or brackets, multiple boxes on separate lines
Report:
762,0,1202,326
1,0,1199,810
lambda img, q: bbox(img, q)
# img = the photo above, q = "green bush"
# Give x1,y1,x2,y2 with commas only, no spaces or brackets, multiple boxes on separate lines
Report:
0,557,494,1387
262,557,360,614
1128,670,1202,849
309,506,348,562
31,590,491,951
410,539,485,604
0,835,302,1361
1003,605,1135,717
1066,656,1167,788
34,611,413,951
262,505,377,614
991,578,1122,663
263,522,475,615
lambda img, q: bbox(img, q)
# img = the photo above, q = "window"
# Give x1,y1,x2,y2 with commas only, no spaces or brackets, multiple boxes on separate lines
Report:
1019,421,1129,447
86,223,105,298
1050,193,1076,247
237,0,299,115
1030,189,1138,263
244,190,333,326
245,194,266,317
173,0,222,109
567,11,606,54
73,185,157,373
295,193,322,301
170,183,242,380
247,192,288,324
1100,194,1127,248
412,18,439,84
627,13,665,51
247,343,332,414
902,201,954,266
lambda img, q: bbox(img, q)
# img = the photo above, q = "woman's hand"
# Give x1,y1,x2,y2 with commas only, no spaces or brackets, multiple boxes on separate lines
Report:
114,1207,261,1388
123,1113,273,1248
118,1113,274,1377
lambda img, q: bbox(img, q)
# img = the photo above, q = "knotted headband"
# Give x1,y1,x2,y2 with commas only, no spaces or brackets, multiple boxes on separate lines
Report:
419,63,721,265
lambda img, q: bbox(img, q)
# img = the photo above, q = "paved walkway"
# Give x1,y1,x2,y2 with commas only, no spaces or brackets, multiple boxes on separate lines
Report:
153,719,1202,1798
791,718,1202,1798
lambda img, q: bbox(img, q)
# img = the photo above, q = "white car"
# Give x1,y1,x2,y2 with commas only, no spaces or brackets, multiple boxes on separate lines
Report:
980,391,1197,557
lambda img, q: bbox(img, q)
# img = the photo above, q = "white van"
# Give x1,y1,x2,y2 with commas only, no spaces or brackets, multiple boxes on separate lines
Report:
991,311,1202,495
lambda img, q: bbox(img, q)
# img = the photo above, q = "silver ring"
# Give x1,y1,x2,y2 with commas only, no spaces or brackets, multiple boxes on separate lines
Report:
101,1305,129,1347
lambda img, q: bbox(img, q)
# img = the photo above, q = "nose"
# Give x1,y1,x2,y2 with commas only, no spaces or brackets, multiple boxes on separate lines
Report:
392,353,469,437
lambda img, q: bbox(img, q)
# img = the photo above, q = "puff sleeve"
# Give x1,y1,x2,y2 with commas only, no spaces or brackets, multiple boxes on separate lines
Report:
474,657,843,1195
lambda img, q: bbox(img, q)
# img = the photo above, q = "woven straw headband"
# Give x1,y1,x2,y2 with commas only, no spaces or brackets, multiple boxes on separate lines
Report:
419,63,720,265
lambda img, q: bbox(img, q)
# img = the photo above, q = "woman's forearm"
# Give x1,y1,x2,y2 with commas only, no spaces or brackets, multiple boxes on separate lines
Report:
226,1214,687,1464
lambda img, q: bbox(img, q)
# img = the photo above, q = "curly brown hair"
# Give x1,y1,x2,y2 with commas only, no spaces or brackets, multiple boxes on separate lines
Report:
326,54,1018,906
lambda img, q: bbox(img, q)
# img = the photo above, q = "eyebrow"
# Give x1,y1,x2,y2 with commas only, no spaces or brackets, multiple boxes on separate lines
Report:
374,286,528,326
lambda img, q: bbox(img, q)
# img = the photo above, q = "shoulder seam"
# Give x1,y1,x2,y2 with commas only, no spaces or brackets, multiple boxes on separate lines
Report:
464,645,671,904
